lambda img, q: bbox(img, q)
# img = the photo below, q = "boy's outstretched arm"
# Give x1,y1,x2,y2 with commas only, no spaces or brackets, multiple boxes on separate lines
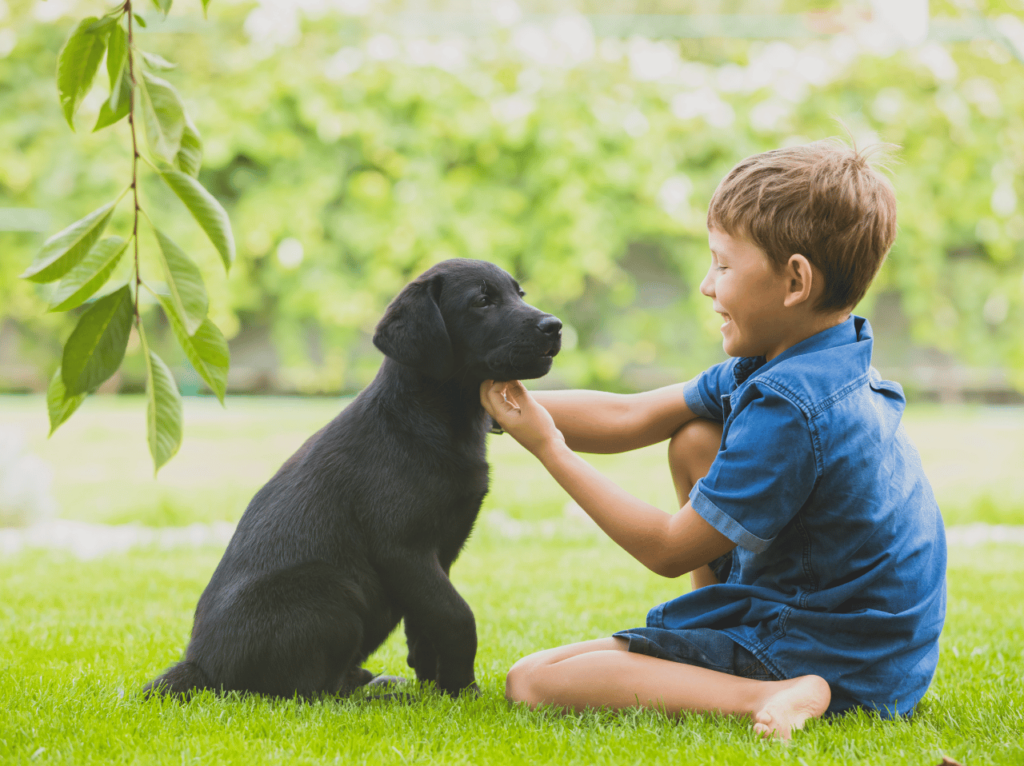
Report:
530,384,700,454
483,380,735,578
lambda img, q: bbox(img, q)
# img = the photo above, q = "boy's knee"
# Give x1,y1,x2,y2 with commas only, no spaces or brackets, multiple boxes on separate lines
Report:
505,655,544,706
505,658,532,704
668,418,722,469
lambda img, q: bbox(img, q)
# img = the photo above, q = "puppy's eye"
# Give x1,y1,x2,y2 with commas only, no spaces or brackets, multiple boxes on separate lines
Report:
471,295,491,308
518,290,526,298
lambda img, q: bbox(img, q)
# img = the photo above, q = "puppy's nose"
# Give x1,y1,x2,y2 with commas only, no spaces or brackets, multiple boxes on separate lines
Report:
538,316,562,335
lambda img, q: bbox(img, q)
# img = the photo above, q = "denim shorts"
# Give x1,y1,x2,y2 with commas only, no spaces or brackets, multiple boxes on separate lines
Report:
612,626,780,682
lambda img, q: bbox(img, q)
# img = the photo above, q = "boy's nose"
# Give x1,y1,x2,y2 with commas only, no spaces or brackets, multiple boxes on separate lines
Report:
699,270,715,298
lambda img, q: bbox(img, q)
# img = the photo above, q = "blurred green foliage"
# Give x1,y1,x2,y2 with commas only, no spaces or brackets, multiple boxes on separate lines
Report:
2,0,1023,394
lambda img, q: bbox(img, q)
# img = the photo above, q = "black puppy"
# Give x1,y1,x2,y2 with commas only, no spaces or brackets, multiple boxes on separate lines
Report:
144,259,561,699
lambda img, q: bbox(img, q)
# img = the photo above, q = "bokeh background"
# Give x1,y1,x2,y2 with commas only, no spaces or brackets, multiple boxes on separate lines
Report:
2,0,1024,401
4,9,1024,762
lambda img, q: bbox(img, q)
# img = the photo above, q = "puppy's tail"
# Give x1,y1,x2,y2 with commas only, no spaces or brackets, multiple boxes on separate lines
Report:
142,660,213,698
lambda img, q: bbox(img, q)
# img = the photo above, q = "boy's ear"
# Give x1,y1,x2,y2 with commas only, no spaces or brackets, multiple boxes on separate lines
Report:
783,254,815,308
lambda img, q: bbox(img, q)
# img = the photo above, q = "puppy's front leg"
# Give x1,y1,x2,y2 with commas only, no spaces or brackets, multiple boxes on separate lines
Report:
404,618,439,683
381,554,478,697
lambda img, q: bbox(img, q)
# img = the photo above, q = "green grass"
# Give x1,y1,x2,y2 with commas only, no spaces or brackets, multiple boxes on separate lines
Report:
2,395,1024,764
3,395,1024,527
1,541,1022,765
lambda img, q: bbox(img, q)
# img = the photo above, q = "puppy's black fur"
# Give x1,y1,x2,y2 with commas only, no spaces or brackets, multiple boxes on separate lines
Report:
144,259,561,699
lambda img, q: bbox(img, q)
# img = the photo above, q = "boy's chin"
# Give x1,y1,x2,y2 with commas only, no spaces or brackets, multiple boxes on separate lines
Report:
722,336,763,359
721,336,746,358
722,343,746,358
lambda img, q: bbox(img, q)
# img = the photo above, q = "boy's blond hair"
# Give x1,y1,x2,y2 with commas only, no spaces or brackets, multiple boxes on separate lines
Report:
707,139,898,313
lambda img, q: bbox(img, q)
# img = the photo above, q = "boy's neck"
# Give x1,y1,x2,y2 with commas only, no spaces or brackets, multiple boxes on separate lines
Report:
763,310,851,362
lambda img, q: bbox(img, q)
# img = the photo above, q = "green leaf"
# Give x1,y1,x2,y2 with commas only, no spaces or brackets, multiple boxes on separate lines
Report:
88,16,118,34
46,366,87,437
151,0,173,17
144,347,183,472
61,284,133,397
174,113,203,177
157,291,229,403
48,236,130,312
159,169,235,272
133,13,147,28
56,17,110,130
105,23,128,107
201,0,211,18
153,227,209,334
140,71,185,163
94,67,131,131
21,201,117,283
140,50,177,71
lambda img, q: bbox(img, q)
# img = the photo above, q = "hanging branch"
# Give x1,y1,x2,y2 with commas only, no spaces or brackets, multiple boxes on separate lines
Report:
21,0,232,473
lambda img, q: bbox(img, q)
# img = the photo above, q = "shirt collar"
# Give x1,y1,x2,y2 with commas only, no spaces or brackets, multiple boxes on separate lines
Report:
732,316,872,386
733,356,765,386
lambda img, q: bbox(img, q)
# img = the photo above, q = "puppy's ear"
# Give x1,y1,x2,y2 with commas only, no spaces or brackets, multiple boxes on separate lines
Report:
373,276,454,380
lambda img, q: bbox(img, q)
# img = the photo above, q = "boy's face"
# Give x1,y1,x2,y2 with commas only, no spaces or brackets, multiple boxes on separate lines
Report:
702,227,794,361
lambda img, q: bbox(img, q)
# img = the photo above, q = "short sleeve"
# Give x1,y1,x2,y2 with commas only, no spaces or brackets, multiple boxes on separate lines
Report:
683,359,741,422
689,387,817,552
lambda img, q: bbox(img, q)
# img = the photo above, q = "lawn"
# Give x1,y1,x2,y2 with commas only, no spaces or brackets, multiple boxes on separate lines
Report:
3,395,1024,528
1,395,1023,765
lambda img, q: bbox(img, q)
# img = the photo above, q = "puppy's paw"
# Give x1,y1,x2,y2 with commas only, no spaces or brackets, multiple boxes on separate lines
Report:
347,667,376,688
359,675,415,703
366,674,409,689
442,681,480,699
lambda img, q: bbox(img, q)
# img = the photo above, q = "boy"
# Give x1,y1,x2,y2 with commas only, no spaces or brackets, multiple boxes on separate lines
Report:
480,139,947,740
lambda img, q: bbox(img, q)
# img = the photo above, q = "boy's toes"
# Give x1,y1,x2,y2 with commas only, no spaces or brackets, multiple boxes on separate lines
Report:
751,675,830,742
752,712,776,740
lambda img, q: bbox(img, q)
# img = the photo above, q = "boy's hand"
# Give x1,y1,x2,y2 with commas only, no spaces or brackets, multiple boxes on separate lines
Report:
480,380,565,457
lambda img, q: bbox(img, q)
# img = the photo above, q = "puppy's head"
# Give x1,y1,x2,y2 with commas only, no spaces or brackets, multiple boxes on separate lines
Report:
373,259,561,383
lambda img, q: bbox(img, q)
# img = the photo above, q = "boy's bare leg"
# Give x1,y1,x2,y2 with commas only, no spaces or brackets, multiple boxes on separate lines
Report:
667,418,725,590
506,638,830,741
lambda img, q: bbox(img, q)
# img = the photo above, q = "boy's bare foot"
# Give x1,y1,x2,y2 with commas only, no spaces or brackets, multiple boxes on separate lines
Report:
751,675,831,741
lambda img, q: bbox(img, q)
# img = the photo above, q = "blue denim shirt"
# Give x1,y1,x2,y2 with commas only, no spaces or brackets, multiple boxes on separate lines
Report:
662,316,946,717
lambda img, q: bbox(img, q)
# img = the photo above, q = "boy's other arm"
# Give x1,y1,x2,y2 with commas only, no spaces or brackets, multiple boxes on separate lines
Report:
540,439,735,577
531,384,701,454
483,381,735,577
